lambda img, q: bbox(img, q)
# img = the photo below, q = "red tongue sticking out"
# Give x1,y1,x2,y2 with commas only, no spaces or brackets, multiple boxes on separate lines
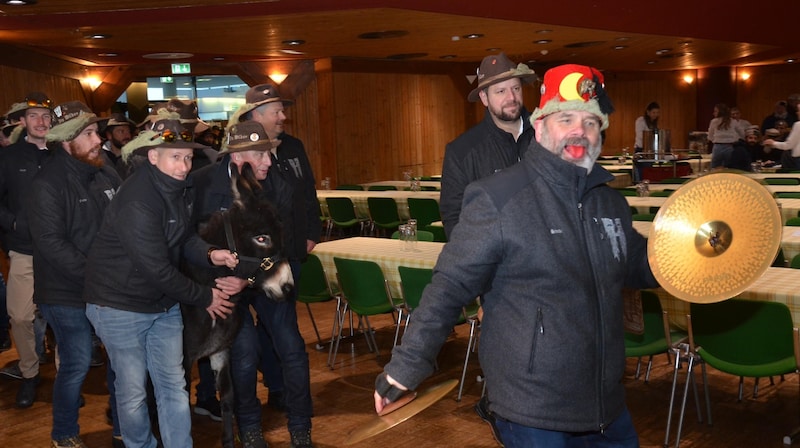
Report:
564,144,586,159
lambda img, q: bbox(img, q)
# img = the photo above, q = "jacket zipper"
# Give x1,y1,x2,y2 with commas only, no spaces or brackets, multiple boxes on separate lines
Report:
527,307,544,373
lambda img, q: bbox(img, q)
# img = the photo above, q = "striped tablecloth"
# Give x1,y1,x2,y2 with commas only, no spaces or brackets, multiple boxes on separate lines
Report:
311,237,444,296
317,190,440,220
652,267,800,328
607,172,632,188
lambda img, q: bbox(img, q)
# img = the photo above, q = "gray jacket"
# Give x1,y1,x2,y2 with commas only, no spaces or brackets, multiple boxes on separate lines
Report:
386,140,657,432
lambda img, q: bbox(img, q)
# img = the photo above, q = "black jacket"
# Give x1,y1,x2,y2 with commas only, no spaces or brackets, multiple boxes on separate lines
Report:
0,136,52,254
272,133,322,250
85,162,212,313
440,109,533,238
30,148,121,308
193,152,302,261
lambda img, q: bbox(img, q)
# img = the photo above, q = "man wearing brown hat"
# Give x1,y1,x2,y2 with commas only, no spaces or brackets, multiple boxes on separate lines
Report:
191,120,279,448
0,91,55,407
233,83,319,448
28,101,122,447
375,64,656,447
440,52,537,239
100,112,136,166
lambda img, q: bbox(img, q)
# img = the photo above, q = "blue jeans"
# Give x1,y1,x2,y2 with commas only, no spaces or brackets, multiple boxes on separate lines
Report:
495,407,639,448
196,302,263,431
250,260,312,431
87,303,191,448
711,143,734,168
258,320,284,393
38,303,92,440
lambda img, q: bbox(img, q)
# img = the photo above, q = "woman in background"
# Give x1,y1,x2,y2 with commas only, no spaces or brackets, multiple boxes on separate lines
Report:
634,102,660,152
708,103,739,168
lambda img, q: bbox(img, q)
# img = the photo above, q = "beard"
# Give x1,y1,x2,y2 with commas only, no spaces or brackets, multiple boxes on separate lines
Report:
69,141,105,168
538,128,602,172
111,136,130,150
488,100,522,123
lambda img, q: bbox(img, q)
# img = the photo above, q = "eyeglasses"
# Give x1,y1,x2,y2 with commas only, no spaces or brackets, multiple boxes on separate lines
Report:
26,98,52,108
160,129,193,143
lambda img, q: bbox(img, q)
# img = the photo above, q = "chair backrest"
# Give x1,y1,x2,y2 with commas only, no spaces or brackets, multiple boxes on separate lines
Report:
689,299,796,368
298,254,332,303
367,197,402,227
398,266,433,311
423,224,448,242
765,177,800,185
336,184,365,190
650,190,674,197
333,257,394,316
407,198,441,226
624,291,667,347
632,213,656,222
791,253,800,269
326,197,358,222
615,188,637,197
662,177,688,184
390,229,434,242
776,192,800,199
786,217,800,226
367,185,398,191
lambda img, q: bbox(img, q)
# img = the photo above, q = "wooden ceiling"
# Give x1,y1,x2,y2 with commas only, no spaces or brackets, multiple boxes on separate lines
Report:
0,0,798,76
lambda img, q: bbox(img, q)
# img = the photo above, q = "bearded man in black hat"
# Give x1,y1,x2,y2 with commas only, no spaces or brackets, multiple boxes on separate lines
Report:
440,53,538,239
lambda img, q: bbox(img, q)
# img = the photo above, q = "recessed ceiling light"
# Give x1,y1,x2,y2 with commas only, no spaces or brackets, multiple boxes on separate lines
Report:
142,52,193,59
613,45,627,50
485,47,500,52
787,59,797,63
655,48,671,55
86,33,111,39
536,29,552,34
462,33,484,39
98,52,118,57
280,49,305,55
534,39,552,45
3,0,36,5
615,37,631,42
282,39,306,46
212,56,225,61
440,54,457,59
647,60,657,64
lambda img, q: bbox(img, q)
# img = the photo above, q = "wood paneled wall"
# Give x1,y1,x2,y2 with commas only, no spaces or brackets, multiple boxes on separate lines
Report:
735,64,800,130
0,65,87,112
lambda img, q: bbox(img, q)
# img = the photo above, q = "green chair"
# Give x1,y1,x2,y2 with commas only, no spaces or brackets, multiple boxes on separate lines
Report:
325,197,368,238
775,192,800,199
624,291,687,383
615,188,638,197
367,185,397,191
661,177,689,184
397,266,434,346
764,178,800,185
335,184,365,190
456,297,482,401
632,213,656,222
786,217,800,226
407,198,441,227
390,229,434,242
424,224,448,243
790,253,800,269
650,189,674,197
298,254,339,350
367,197,404,236
329,257,404,368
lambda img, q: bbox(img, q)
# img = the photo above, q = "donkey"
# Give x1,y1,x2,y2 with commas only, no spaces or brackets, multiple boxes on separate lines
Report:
181,163,294,448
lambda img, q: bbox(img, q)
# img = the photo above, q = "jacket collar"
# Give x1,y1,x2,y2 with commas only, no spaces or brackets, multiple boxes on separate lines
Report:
53,146,101,179
525,140,614,194
482,107,532,137
143,159,191,196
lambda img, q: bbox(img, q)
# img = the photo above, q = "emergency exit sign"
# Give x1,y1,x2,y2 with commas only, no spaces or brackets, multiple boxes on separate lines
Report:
171,63,191,74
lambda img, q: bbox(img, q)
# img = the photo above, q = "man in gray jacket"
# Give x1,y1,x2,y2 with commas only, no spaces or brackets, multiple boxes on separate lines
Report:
375,64,658,447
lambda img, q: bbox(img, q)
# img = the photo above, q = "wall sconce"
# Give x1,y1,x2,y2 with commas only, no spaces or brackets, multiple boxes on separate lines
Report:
682,74,694,84
270,73,288,85
740,72,751,81
84,75,102,90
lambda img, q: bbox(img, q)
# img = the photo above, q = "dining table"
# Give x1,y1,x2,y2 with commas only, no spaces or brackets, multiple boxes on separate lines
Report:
360,180,441,190
625,195,800,224
317,190,440,220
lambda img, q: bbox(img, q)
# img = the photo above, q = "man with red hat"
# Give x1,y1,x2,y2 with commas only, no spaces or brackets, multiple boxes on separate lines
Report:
440,53,537,239
374,64,657,447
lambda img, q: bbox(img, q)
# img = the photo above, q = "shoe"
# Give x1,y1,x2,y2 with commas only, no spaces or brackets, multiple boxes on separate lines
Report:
0,336,11,352
474,396,504,447
90,344,105,367
240,426,268,448
193,397,222,422
16,374,40,408
289,428,314,448
51,436,88,448
0,361,23,380
111,436,126,448
267,390,286,411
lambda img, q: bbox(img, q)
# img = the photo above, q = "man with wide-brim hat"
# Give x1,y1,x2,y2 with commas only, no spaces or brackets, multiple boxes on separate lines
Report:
99,113,136,166
441,53,538,239
140,98,210,135
190,119,275,448
0,91,54,408
376,63,655,447
29,100,121,447
231,83,320,448
85,115,240,448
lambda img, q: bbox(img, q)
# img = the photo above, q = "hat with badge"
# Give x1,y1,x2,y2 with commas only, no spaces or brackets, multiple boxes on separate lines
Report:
229,83,294,123
220,121,274,154
530,64,615,130
467,53,537,102
46,101,103,142
140,98,209,134
121,116,208,163
8,92,53,120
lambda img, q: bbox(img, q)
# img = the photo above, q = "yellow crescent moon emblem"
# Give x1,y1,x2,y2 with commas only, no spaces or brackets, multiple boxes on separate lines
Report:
559,72,586,101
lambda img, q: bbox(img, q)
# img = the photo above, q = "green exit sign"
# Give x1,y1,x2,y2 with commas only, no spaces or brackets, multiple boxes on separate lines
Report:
171,63,191,74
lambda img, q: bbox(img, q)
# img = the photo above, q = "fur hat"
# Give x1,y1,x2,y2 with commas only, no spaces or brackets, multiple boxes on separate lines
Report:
8,92,53,120
220,121,274,154
467,53,537,102
121,116,207,163
46,101,103,142
530,64,614,130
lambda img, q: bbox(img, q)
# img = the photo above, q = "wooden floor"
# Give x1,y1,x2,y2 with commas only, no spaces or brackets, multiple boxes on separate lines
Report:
1,302,798,448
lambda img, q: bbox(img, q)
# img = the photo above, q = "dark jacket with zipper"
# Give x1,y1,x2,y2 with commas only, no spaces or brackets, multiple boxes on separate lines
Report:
386,140,657,432
30,148,121,308
440,109,534,238
0,135,52,255
85,162,212,313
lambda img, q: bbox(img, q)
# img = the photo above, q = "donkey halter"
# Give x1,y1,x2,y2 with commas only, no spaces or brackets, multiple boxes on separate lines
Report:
223,210,281,286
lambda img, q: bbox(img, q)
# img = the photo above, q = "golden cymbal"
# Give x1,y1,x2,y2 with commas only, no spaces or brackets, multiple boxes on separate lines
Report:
344,379,458,446
648,172,782,304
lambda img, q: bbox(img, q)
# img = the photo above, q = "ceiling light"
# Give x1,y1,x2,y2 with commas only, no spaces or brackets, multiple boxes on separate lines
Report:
98,53,118,57
536,29,552,34
440,54,457,59
647,60,657,65
86,33,111,39
534,39,551,45
485,47,500,52
656,49,671,55
282,39,306,46
143,52,193,59
280,49,305,55
462,33,483,39
3,0,36,4
613,45,627,50
212,56,225,61
615,37,631,42
787,59,797,63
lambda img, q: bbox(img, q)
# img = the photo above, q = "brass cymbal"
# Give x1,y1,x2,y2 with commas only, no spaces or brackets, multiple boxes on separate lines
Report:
344,379,458,446
648,172,782,304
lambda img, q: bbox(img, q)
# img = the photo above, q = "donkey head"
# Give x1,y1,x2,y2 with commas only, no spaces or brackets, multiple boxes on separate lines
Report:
201,162,293,301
